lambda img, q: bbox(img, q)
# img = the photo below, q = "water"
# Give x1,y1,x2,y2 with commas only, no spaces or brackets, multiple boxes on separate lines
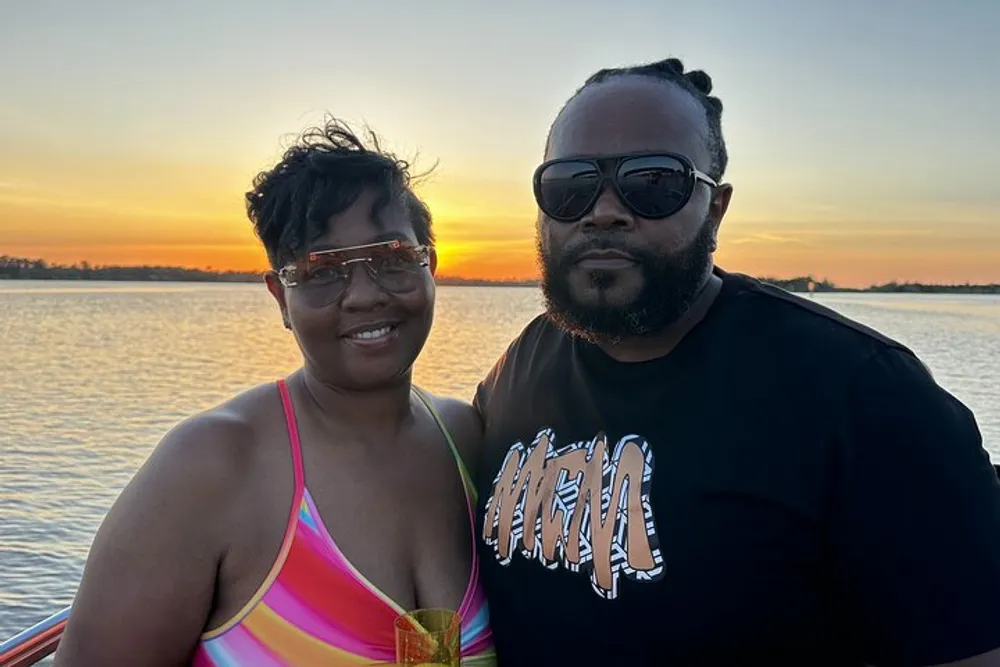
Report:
1,281,998,639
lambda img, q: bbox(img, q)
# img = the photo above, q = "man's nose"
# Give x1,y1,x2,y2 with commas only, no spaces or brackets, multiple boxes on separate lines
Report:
582,186,635,231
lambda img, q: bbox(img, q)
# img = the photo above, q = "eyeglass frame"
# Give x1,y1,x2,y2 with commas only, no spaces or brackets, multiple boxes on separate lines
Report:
275,239,432,289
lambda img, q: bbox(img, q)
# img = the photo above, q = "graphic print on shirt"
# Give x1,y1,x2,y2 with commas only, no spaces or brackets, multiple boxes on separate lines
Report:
481,428,664,600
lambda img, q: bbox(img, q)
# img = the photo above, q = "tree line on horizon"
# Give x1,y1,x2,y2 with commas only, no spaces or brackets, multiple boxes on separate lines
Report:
1,255,998,294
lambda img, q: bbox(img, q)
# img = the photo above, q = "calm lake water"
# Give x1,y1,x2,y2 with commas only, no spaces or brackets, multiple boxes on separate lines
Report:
1,281,998,638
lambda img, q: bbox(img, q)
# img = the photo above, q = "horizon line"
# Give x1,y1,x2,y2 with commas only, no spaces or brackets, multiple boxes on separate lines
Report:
3,255,1000,291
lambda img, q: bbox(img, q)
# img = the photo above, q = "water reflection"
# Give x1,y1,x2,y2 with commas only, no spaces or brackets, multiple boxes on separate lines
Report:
0,282,996,637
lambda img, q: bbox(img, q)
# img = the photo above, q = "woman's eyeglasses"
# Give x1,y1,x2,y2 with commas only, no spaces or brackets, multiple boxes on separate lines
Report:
277,240,430,306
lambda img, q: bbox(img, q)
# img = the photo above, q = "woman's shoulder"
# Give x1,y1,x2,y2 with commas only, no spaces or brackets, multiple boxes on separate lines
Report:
418,389,484,477
165,382,278,460
140,381,285,507
51,381,288,666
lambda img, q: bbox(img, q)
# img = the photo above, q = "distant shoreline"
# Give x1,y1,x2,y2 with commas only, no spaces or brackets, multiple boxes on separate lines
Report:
1,256,998,294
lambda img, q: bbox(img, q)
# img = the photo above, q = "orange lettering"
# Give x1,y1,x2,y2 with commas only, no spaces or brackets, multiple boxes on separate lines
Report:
482,435,548,562
540,448,588,563
588,438,657,592
482,429,662,599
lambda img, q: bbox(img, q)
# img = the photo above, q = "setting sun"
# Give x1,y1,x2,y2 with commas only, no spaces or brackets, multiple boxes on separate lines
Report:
1,2,997,288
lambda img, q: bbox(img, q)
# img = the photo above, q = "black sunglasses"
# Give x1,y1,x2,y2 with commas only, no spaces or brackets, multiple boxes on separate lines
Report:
532,151,718,222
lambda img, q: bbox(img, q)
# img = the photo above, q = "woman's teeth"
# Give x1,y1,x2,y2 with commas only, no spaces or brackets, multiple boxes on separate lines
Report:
351,325,393,340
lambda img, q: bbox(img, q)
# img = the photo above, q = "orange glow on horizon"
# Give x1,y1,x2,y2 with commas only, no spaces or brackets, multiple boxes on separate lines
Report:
4,3,1000,291
4,176,999,288
8,235,1000,288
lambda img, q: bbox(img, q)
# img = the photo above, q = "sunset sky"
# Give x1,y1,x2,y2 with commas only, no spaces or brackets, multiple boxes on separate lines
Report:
1,0,998,286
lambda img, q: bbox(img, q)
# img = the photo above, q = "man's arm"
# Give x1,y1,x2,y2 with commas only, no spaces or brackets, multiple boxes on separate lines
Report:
54,414,241,666
829,347,1000,667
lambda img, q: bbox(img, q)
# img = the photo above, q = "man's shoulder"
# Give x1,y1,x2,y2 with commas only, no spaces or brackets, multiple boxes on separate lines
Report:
514,311,571,350
475,313,572,412
489,313,571,372
719,269,915,362
710,269,935,414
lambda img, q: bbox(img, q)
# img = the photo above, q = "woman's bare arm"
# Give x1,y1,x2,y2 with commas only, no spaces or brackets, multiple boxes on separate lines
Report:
54,413,246,667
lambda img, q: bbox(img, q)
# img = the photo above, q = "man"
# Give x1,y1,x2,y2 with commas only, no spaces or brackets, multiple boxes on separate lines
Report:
472,57,1000,666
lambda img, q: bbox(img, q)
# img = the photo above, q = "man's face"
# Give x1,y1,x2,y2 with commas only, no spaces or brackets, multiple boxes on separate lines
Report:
537,75,732,341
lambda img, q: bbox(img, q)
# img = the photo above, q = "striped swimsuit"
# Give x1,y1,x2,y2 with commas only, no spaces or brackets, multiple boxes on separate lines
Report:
191,380,495,666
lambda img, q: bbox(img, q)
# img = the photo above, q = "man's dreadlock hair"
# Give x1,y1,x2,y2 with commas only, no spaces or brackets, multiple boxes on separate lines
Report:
557,57,727,181
246,116,433,269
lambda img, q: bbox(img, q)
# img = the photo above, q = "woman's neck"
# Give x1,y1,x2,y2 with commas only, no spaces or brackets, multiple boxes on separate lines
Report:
293,368,416,447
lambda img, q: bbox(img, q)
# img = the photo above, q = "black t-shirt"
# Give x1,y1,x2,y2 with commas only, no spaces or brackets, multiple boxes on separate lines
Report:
473,268,1000,666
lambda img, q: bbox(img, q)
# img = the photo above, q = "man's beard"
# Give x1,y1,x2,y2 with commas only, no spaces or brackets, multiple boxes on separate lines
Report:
539,223,715,343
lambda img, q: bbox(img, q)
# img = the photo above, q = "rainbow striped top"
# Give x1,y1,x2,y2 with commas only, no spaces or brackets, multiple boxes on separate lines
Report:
191,380,495,666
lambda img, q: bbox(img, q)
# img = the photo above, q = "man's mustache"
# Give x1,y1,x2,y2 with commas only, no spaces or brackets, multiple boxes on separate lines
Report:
557,234,648,264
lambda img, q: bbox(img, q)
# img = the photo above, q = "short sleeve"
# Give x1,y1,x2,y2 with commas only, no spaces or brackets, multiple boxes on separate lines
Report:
472,356,500,419
828,347,1000,666
472,314,548,421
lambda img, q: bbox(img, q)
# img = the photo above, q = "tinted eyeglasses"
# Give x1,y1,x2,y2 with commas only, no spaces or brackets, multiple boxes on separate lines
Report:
533,151,718,222
277,240,430,306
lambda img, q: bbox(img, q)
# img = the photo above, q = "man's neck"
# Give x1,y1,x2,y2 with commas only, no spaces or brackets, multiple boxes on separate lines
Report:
597,270,723,363
294,368,415,448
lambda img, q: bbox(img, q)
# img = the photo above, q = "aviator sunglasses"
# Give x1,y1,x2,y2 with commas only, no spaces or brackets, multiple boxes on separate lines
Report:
277,239,431,306
533,151,718,222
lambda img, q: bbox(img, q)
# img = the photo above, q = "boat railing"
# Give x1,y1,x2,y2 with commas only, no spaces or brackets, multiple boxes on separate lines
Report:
0,606,69,667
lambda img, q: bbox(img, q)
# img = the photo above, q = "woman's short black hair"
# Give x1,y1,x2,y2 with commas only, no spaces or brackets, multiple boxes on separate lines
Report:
247,116,433,268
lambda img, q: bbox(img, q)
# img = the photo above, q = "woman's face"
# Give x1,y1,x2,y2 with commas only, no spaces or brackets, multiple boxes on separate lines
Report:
267,189,436,391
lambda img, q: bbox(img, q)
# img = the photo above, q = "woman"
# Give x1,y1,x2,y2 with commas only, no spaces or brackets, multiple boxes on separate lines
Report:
54,119,494,666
